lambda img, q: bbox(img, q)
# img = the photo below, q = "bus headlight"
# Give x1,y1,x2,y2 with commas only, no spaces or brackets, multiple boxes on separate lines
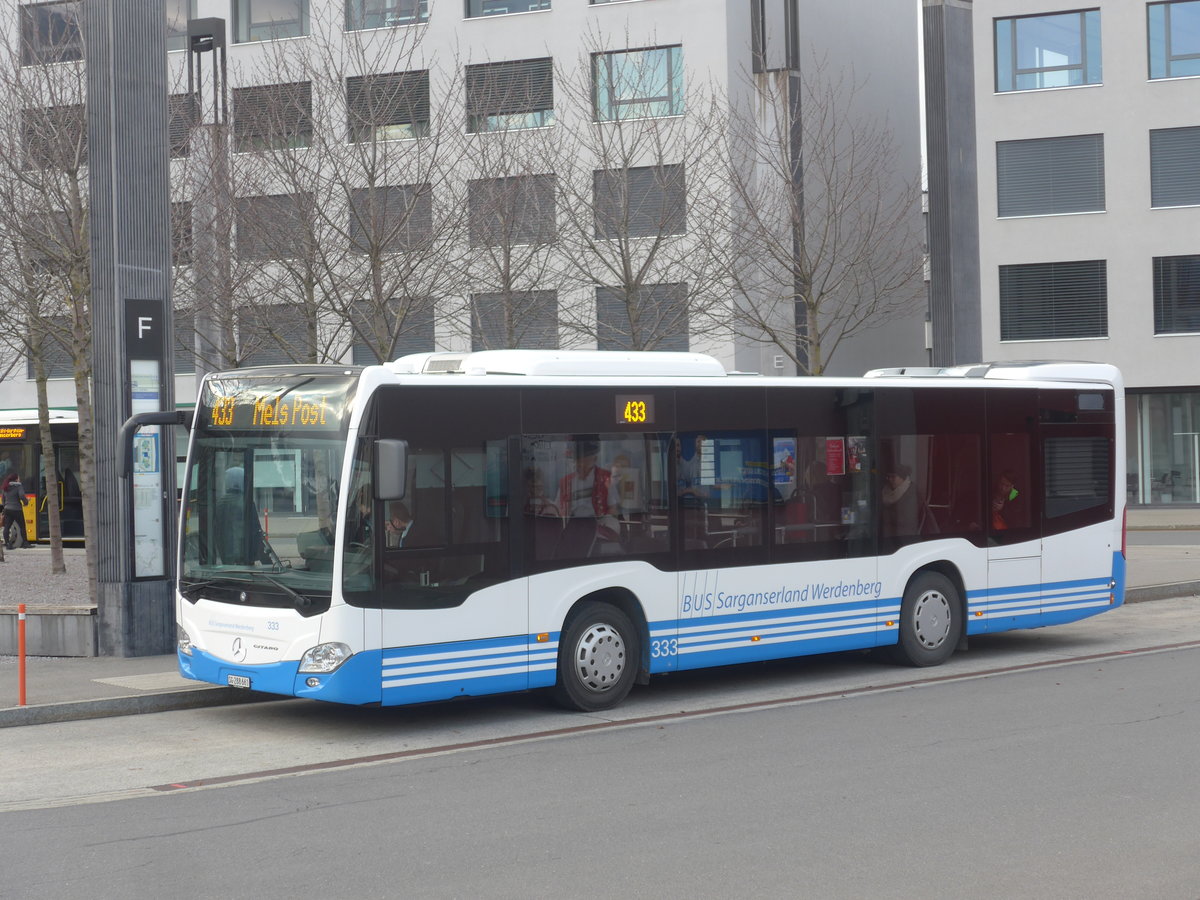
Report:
177,626,193,656
298,642,352,674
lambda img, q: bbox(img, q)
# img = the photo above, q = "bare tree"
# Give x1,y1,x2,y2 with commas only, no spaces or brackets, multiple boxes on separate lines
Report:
221,7,469,366
550,35,730,352
717,59,926,374
449,51,570,351
0,6,91,579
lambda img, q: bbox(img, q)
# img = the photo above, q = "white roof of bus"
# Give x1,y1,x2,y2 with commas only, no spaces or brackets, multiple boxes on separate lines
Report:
389,350,729,378
384,350,1119,388
0,408,78,425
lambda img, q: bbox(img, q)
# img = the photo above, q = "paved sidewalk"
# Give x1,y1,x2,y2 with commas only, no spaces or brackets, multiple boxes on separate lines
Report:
1,513,1197,727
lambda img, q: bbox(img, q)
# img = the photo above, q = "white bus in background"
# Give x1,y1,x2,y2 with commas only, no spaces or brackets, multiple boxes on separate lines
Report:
174,351,1125,711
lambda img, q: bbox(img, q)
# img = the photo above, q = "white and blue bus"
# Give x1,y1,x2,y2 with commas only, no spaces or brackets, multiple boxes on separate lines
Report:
176,351,1125,711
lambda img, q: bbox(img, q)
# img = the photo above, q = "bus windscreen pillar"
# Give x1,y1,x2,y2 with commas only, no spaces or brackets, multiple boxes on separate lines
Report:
85,0,176,656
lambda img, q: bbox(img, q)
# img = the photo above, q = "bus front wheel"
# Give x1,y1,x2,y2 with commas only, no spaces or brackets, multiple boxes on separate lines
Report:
552,601,639,712
892,571,962,667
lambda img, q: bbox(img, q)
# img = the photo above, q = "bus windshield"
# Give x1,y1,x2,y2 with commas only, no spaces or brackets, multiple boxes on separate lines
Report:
179,370,358,613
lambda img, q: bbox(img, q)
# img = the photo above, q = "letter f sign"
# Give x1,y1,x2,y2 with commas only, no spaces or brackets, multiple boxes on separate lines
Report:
138,316,153,340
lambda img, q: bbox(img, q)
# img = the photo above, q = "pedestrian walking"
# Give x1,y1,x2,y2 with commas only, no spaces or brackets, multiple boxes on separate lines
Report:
3,471,29,549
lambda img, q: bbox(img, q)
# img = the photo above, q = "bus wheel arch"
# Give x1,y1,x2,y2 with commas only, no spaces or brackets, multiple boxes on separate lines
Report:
890,564,966,667
551,589,647,712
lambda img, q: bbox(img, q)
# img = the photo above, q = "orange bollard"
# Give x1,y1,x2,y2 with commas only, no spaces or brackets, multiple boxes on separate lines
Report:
17,602,26,707
264,509,269,539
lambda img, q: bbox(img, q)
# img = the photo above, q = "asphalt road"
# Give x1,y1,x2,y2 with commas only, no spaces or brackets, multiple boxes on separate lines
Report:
2,597,1199,899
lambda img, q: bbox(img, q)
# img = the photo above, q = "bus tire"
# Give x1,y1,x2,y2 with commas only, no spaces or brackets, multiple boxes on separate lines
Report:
892,571,961,667
552,601,639,712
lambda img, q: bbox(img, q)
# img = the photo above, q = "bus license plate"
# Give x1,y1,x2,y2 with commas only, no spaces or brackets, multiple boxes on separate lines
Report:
227,674,252,689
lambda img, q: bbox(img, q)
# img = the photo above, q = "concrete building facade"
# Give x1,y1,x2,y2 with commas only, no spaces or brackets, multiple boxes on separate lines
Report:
927,0,1200,507
0,0,927,425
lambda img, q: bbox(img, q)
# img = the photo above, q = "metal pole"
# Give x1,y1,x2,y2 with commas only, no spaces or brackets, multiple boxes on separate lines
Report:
18,603,27,706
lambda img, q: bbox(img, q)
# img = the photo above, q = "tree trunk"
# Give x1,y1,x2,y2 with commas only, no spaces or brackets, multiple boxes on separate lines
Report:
33,360,66,574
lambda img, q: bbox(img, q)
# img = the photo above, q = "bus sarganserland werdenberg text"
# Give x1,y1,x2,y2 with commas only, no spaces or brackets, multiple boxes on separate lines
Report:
175,350,1125,712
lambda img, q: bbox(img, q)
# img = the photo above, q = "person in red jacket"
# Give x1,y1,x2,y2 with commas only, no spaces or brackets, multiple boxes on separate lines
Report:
558,439,612,520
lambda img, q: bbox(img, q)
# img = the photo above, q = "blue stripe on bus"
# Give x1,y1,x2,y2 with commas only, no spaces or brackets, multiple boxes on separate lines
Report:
967,575,1112,599
648,600,898,672
187,559,1124,704
379,633,561,705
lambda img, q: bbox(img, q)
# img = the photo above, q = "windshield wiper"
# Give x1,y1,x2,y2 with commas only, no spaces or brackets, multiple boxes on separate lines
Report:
178,574,255,599
178,578,221,599
261,574,311,609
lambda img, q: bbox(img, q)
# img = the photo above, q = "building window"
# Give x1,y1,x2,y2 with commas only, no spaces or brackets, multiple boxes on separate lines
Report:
999,259,1107,341
994,10,1101,92
346,0,427,30
1154,254,1200,333
166,0,197,52
597,283,689,351
232,82,313,152
996,134,1104,217
171,201,193,266
465,58,554,133
26,316,74,379
168,93,198,159
19,2,82,65
233,0,308,43
1128,390,1200,505
347,71,430,141
1150,126,1200,207
594,164,685,239
1149,1,1200,79
593,46,684,121
471,291,558,350
236,194,311,260
351,298,436,363
468,174,556,247
347,184,434,254
21,104,86,170
173,309,197,375
466,0,549,18
239,303,309,365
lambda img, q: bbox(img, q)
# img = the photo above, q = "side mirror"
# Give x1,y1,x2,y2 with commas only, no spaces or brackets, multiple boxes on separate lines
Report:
375,439,408,501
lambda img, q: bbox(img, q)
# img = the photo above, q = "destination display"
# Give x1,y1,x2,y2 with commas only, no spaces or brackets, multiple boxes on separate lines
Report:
201,375,356,434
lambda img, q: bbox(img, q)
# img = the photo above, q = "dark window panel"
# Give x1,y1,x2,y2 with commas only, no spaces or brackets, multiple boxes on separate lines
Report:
232,82,313,152
596,283,689,351
996,134,1104,217
471,290,558,350
1150,126,1200,208
346,0,428,30
593,164,685,238
465,57,554,133
347,184,434,254
999,260,1107,341
468,174,556,247
236,193,312,260
346,70,430,141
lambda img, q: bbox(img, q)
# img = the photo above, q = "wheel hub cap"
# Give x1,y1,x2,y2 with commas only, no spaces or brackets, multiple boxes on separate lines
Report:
913,590,951,649
574,623,626,692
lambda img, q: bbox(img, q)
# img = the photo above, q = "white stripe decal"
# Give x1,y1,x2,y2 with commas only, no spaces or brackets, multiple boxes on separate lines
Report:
677,615,883,647
384,663,528,688
679,624,877,655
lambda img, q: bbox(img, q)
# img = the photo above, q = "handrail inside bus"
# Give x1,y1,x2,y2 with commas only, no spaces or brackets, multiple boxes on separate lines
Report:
119,410,194,480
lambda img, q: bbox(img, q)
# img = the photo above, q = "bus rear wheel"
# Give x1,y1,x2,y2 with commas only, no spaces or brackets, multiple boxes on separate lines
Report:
552,601,639,712
892,571,961,667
